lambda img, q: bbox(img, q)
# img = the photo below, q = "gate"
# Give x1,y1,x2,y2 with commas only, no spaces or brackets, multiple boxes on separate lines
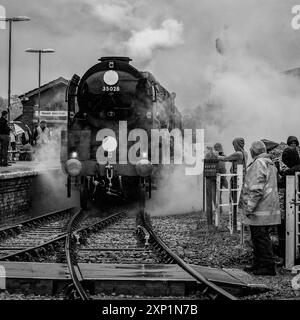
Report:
215,165,243,236
286,172,300,269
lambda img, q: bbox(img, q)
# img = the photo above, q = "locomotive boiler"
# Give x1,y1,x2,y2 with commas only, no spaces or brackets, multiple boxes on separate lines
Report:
61,56,182,209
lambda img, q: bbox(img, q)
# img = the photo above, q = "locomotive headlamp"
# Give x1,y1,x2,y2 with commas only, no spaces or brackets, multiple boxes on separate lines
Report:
103,70,119,85
65,159,82,177
136,159,153,177
71,151,78,158
102,136,118,152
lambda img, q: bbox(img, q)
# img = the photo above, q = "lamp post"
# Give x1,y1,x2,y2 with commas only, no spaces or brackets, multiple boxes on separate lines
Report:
0,16,30,121
25,48,55,122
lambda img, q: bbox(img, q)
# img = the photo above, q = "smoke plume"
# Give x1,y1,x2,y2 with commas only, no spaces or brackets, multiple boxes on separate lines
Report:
126,19,184,62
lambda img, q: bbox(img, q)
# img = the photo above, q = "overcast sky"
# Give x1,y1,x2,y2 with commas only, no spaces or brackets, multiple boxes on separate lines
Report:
1,0,300,110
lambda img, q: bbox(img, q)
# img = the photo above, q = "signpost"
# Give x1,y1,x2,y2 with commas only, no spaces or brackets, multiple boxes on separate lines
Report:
203,159,219,227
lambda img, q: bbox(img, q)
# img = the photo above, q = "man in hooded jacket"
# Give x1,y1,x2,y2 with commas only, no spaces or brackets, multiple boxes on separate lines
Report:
218,137,248,175
239,141,281,275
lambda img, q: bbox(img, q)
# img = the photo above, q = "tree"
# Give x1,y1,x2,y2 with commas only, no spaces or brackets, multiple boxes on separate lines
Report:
0,95,23,120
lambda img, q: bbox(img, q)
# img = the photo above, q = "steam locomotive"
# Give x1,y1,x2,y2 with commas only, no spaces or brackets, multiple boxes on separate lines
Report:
61,56,182,208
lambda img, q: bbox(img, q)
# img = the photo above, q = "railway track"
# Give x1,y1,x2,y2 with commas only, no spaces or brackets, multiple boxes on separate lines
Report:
0,208,119,262
65,206,238,301
0,208,76,261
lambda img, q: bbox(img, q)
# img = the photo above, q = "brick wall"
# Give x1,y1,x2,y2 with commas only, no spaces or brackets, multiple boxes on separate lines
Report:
0,169,79,227
0,176,32,226
22,105,35,133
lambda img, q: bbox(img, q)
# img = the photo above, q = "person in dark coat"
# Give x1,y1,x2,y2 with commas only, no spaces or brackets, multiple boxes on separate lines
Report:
214,142,228,189
0,110,11,166
279,147,300,187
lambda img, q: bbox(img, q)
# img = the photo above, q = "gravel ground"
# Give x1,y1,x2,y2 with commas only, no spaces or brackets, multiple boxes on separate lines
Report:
91,293,200,300
0,291,65,300
0,218,70,260
151,211,300,300
76,217,161,264
1,211,299,300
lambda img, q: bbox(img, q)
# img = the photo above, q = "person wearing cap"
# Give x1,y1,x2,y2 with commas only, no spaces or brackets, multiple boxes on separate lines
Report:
239,141,281,275
34,120,51,148
0,110,11,166
286,136,299,149
286,136,300,160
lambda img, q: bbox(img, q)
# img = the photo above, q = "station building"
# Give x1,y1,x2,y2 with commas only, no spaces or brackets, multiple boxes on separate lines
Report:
17,77,69,133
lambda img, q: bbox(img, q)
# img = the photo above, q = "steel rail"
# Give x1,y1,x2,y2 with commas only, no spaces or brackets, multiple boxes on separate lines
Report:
143,219,238,300
64,209,127,300
65,209,89,300
0,208,78,261
0,207,75,240
0,210,126,262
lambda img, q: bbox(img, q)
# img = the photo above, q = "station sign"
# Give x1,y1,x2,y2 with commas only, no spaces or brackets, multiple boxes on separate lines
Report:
203,159,219,177
34,111,68,117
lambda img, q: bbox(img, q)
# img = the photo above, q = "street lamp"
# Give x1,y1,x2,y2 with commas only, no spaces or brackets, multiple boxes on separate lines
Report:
0,16,30,121
25,48,55,122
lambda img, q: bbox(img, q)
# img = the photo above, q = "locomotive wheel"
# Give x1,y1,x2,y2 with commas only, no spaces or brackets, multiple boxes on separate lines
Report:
80,177,89,210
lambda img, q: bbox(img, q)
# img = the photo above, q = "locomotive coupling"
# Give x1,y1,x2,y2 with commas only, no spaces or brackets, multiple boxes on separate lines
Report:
136,158,153,177
64,158,82,177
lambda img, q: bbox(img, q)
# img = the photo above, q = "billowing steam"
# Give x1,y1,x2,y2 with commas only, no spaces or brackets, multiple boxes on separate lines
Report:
126,19,184,62
147,166,202,216
200,30,300,154
32,126,62,166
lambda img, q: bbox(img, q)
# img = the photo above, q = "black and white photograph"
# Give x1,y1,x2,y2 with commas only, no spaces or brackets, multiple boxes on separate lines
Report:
0,0,300,316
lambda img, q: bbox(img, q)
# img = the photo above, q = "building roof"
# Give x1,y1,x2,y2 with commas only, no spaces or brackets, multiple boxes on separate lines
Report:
18,77,69,100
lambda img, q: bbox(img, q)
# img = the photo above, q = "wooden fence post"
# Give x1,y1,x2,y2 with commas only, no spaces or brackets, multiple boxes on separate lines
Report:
203,159,218,228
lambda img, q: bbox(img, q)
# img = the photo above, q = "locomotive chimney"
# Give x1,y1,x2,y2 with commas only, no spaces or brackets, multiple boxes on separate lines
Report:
99,56,132,64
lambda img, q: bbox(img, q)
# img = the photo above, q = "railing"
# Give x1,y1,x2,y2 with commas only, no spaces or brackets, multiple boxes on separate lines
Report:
215,165,243,237
286,173,300,269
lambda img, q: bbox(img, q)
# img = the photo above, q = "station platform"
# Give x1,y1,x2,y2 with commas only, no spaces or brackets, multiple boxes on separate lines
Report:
0,161,60,180
0,161,79,226
0,262,269,297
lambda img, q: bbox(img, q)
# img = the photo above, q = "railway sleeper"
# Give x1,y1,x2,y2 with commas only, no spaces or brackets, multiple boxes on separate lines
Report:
45,244,54,254
24,252,33,261
0,231,8,239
